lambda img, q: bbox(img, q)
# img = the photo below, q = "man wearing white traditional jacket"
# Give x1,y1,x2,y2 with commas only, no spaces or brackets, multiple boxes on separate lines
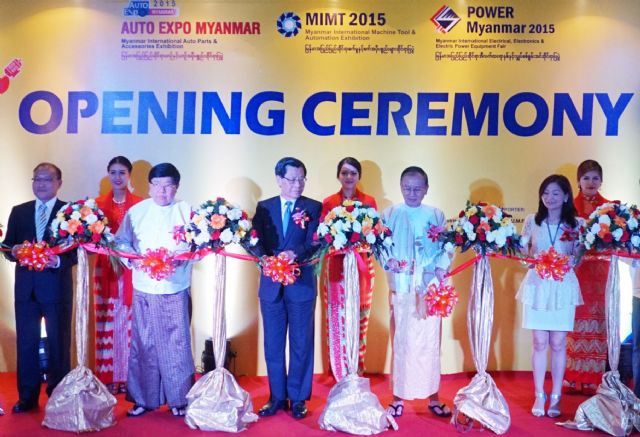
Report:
115,163,194,417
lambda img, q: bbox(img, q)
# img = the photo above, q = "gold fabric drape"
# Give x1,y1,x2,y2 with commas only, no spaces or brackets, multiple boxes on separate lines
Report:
42,246,117,432
560,255,640,436
185,253,258,432
318,251,398,434
452,256,510,434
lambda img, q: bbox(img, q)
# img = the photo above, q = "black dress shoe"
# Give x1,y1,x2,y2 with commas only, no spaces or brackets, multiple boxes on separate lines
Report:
291,401,308,419
258,399,288,417
12,400,36,413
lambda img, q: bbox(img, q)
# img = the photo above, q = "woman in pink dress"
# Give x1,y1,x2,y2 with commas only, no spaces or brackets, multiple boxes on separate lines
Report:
321,157,377,380
94,156,143,394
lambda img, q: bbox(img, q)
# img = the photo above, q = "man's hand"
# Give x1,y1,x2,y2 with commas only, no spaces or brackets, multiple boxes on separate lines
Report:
45,254,60,269
279,250,297,261
435,267,447,283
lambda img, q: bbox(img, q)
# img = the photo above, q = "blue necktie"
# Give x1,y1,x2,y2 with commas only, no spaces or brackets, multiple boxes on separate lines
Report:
283,201,292,234
36,203,48,242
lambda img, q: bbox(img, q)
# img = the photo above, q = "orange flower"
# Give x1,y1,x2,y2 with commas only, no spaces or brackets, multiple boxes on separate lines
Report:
477,221,491,233
614,216,627,227
88,220,105,235
361,223,373,235
482,205,497,220
210,214,226,229
79,205,93,218
597,222,610,238
66,219,82,235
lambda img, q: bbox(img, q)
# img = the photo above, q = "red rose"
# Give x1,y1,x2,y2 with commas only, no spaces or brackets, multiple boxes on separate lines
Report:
384,228,392,236
241,211,248,219
76,225,84,235
478,231,486,241
350,232,360,243
250,229,257,237
469,215,479,225
454,234,464,245
91,233,101,243
312,233,319,241
59,229,68,237
346,205,355,212
608,211,616,219
324,234,333,243
77,199,85,205
65,206,73,214
603,233,613,243
459,210,465,218
620,231,630,242
211,230,221,240
478,202,487,207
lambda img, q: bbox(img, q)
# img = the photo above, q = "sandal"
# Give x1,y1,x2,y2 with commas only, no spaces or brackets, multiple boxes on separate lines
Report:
531,392,546,417
547,394,561,418
428,402,452,418
171,406,186,417
386,402,404,418
126,405,149,417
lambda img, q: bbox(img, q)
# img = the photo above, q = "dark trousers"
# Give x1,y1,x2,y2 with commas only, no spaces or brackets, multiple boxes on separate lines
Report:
632,296,640,397
260,292,315,403
15,295,71,403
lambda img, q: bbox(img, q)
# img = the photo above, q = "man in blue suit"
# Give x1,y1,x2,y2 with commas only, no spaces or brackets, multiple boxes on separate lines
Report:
253,157,321,419
3,163,76,413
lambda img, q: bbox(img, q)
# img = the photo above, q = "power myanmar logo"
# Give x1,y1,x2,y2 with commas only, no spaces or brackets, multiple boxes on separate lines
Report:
431,5,461,33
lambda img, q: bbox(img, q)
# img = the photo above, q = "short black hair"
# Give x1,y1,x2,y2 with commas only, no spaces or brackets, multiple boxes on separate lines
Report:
336,157,362,178
33,162,62,180
148,163,180,185
108,156,133,173
400,166,428,186
275,157,306,177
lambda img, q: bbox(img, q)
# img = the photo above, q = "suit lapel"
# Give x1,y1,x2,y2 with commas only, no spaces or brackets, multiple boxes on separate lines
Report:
269,197,285,244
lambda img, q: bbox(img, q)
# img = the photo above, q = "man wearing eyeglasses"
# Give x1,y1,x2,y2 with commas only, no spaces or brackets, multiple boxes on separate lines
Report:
115,163,194,417
3,162,77,413
252,157,322,419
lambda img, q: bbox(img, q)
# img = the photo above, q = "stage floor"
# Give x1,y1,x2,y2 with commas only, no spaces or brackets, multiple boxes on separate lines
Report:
0,371,597,436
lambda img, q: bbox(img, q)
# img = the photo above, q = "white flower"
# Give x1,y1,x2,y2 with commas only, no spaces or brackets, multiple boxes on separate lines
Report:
71,211,81,220
598,214,611,225
366,232,376,244
367,208,378,217
239,219,251,230
197,217,209,232
333,232,347,250
317,223,329,236
586,233,595,244
631,235,640,248
628,217,638,230
463,221,474,234
444,242,455,253
60,221,69,230
494,230,507,247
250,236,259,246
85,199,96,208
612,228,623,241
493,209,503,221
218,205,228,214
467,231,477,241
206,206,214,213
220,228,233,244
227,208,242,220
84,214,98,224
383,236,393,247
352,220,362,233
519,235,529,248
485,231,496,243
342,220,351,231
590,223,601,234
194,231,210,245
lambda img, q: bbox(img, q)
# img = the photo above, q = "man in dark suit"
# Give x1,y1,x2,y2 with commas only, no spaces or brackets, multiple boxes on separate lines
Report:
3,163,76,413
252,157,321,419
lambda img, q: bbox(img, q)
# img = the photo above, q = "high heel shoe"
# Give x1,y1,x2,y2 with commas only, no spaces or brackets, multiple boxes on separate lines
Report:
531,392,546,417
547,394,561,418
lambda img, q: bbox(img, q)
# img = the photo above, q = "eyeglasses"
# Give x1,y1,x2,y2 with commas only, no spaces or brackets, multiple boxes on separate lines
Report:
281,176,307,184
32,177,56,184
401,186,426,194
150,182,177,192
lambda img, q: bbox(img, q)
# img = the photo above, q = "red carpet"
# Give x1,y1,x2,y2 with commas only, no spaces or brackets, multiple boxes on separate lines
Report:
0,371,594,436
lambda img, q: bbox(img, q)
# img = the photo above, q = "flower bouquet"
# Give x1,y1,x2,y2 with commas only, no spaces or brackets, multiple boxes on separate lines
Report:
15,240,55,271
315,199,393,261
580,201,640,254
175,198,258,253
437,201,522,256
50,198,112,246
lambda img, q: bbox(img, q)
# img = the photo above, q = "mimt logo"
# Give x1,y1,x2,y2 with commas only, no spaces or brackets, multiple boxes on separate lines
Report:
277,12,302,37
431,5,461,33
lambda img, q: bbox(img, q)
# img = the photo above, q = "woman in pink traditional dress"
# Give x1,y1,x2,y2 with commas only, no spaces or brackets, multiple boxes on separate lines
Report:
565,160,609,395
94,156,143,394
321,157,377,380
516,175,582,418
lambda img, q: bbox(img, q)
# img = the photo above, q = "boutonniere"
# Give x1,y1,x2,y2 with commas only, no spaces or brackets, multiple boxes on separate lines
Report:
292,208,310,229
559,224,579,242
